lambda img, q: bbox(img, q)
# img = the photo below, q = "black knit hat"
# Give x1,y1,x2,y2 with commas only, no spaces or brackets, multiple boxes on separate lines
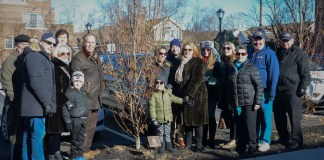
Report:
14,34,30,43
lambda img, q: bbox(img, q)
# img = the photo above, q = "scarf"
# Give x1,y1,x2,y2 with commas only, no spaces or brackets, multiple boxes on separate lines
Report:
175,56,192,83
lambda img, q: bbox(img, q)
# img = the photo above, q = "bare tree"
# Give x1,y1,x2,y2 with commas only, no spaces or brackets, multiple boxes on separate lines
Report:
97,0,186,150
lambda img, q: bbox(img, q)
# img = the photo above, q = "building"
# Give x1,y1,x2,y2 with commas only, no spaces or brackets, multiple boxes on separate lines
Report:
0,0,73,64
151,17,183,45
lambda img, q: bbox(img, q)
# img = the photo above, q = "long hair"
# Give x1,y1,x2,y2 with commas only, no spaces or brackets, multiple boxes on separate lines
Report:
181,42,201,58
200,48,216,70
222,42,236,63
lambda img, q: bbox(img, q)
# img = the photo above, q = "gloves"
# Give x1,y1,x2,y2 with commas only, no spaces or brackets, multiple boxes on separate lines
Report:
66,101,74,110
296,88,306,97
66,122,73,132
152,119,160,128
184,95,194,107
44,105,56,117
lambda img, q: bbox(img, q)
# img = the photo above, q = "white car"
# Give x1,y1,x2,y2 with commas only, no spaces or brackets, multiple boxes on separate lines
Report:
306,61,324,111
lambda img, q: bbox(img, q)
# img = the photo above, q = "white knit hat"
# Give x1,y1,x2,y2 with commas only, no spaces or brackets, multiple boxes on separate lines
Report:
71,71,84,84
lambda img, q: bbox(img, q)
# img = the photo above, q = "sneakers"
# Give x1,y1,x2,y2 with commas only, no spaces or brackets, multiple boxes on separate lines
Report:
83,149,101,159
221,141,236,149
258,142,270,152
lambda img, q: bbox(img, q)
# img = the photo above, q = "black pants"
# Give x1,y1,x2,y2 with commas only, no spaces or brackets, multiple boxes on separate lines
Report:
237,106,258,151
185,125,203,148
71,118,87,158
273,90,303,145
202,118,217,146
45,133,61,155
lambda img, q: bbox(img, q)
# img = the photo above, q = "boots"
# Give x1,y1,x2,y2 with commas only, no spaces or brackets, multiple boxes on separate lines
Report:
48,151,63,160
166,142,177,153
158,140,165,154
184,133,192,150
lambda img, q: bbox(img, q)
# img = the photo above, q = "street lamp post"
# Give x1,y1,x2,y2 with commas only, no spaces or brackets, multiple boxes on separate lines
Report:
217,8,225,48
85,22,92,33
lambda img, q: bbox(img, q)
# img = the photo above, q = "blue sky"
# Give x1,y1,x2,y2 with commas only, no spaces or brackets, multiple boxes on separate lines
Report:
52,0,258,32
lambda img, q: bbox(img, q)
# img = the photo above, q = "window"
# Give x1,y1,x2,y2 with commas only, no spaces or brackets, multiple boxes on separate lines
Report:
23,13,44,29
5,37,14,49
0,0,26,4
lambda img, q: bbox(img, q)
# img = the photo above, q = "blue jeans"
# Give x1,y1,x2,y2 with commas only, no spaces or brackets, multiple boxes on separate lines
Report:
257,93,273,144
22,117,46,160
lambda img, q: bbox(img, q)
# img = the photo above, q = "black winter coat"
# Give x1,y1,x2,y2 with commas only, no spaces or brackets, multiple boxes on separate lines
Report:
20,47,56,117
276,45,311,91
178,57,208,126
62,87,89,124
46,58,70,133
70,50,104,110
216,57,232,110
228,60,263,107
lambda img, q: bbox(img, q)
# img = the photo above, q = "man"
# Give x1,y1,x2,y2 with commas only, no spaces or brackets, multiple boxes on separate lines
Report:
20,32,56,160
274,32,311,149
1,34,30,160
248,29,279,152
165,39,185,148
70,34,104,159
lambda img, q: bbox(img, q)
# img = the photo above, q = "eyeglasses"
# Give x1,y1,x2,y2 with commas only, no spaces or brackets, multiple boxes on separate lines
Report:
236,52,247,56
43,40,56,46
59,52,70,57
183,49,192,52
155,81,164,85
202,48,211,52
223,47,231,50
158,52,166,56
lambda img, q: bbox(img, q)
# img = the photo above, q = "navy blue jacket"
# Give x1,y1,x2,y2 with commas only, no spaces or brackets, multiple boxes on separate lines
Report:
248,45,279,101
20,47,56,117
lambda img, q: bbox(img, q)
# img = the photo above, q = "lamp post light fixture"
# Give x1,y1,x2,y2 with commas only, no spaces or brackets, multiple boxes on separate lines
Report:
216,8,225,47
85,22,92,33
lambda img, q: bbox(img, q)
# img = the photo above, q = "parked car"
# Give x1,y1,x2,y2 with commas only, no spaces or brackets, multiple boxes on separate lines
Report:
305,60,324,112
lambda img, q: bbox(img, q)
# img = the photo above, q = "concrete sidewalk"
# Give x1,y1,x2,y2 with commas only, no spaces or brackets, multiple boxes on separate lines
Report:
246,147,324,160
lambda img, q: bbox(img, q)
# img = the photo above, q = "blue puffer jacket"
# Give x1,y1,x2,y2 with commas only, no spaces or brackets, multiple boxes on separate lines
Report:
20,45,56,117
248,45,279,101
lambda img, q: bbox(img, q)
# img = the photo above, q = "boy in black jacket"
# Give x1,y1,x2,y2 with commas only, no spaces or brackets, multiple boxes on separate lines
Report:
62,71,88,160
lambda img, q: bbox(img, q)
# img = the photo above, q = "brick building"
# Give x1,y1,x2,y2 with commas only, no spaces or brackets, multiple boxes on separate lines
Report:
0,0,73,64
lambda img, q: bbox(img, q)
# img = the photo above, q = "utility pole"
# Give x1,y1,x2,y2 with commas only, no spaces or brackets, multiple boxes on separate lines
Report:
260,0,262,27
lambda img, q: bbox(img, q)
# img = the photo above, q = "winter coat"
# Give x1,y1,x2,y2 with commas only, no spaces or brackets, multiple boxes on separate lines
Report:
152,60,171,84
276,45,311,91
228,60,263,107
46,57,71,133
1,50,21,101
166,52,181,94
20,45,56,117
248,45,279,101
178,57,208,126
70,49,105,110
62,87,89,124
149,88,183,123
215,57,231,110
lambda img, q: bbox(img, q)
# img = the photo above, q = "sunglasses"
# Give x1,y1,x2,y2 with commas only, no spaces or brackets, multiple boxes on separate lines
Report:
59,52,70,56
236,52,247,56
223,47,231,50
155,81,164,85
183,49,192,52
158,52,166,56
43,40,56,46
202,48,211,51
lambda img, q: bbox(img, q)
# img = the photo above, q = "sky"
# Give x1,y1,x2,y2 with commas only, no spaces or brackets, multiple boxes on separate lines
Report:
51,0,258,32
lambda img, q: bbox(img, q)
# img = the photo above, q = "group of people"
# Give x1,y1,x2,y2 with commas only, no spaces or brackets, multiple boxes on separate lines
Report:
1,30,104,160
149,29,311,155
0,28,311,160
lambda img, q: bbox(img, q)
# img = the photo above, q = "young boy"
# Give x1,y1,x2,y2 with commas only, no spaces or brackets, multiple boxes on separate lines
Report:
62,71,88,160
149,75,183,154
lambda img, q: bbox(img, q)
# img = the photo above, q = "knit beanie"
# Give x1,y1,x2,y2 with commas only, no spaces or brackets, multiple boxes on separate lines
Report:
170,39,181,48
71,71,84,84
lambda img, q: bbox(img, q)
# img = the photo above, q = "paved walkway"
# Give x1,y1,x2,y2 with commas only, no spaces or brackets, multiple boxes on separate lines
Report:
246,147,324,160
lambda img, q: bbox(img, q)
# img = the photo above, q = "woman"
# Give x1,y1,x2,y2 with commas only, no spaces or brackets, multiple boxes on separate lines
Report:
199,41,221,149
216,42,238,149
46,44,72,160
175,42,208,152
55,29,76,55
229,45,263,154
